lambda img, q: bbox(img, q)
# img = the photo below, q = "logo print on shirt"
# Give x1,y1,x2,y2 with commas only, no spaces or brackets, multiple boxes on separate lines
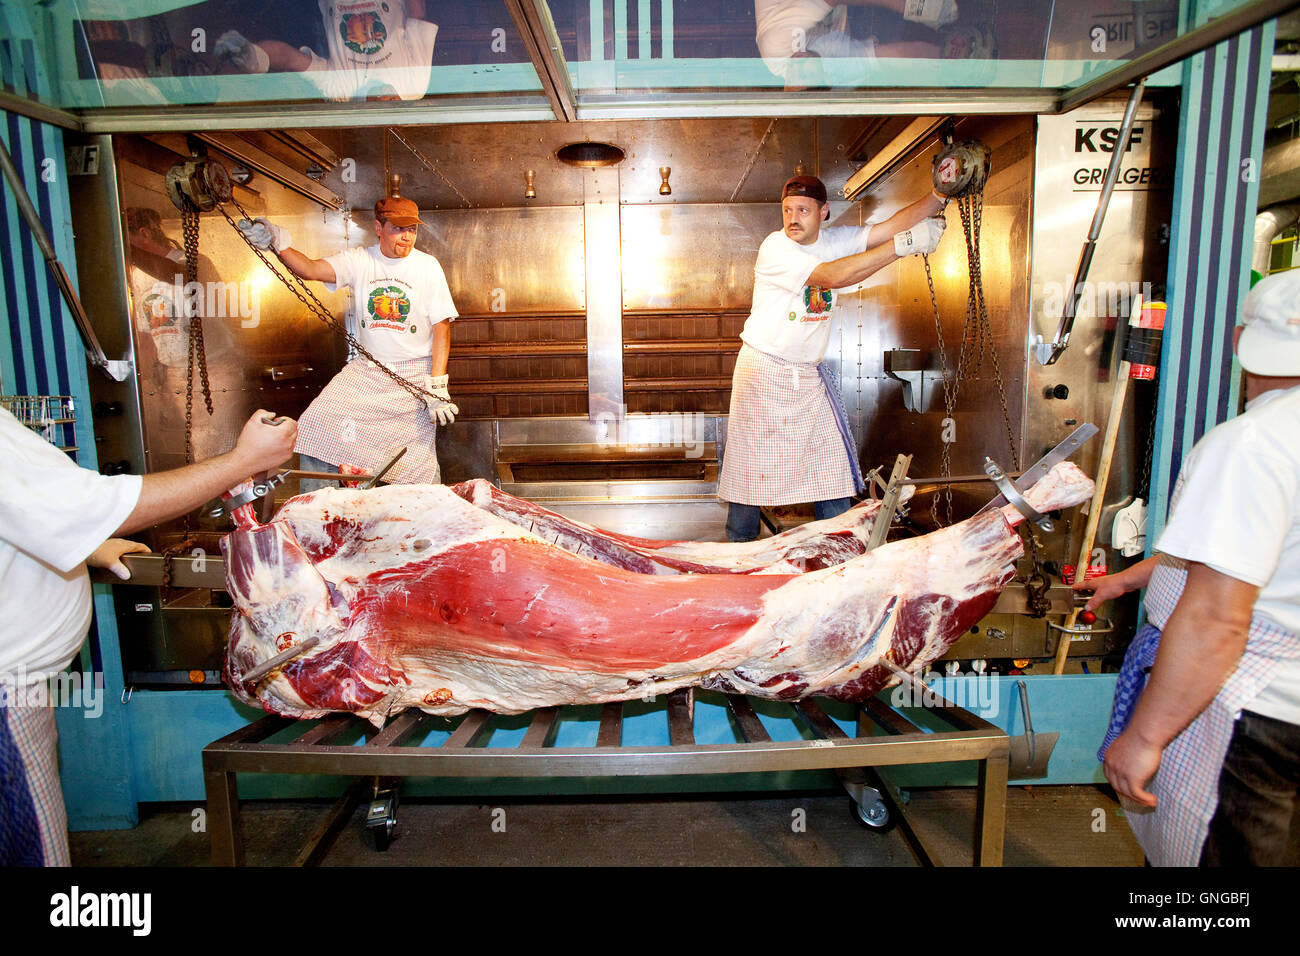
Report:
801,285,833,321
366,285,411,331
340,11,388,56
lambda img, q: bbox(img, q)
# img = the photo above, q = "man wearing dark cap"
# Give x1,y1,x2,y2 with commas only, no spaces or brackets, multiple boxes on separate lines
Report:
1081,268,1300,866
717,174,948,541
237,196,458,486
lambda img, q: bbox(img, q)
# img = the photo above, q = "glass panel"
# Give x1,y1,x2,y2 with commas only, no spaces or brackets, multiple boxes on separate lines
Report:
2,0,542,110
0,0,1277,113
545,0,1264,96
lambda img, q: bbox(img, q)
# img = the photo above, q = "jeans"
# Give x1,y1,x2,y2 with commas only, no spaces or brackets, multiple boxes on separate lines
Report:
1199,709,1300,867
725,497,853,543
296,451,339,494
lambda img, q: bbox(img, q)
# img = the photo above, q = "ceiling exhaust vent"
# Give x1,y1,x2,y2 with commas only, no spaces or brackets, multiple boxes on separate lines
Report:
555,142,625,167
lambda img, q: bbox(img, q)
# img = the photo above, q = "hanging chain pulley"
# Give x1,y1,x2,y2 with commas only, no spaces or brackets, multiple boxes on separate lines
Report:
922,139,1050,615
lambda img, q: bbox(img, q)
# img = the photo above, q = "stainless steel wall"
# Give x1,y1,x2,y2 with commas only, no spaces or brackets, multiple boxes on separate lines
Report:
92,135,349,489
834,115,1034,516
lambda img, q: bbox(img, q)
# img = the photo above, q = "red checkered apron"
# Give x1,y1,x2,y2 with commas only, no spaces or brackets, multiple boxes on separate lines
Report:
294,356,441,484
718,344,858,505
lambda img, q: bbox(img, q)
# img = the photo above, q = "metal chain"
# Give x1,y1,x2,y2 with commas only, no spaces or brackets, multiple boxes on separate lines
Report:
958,191,1017,469
1019,525,1052,618
218,199,438,408
924,253,957,526
1137,393,1157,499
180,199,212,464
926,185,1020,530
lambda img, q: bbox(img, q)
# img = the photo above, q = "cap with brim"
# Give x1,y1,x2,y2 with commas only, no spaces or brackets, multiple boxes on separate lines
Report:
782,175,828,205
374,196,425,227
1237,269,1300,377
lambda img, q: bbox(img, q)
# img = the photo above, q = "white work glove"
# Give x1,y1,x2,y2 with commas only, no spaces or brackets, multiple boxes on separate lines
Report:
236,217,290,252
214,30,271,73
893,217,947,257
903,0,959,29
423,373,458,427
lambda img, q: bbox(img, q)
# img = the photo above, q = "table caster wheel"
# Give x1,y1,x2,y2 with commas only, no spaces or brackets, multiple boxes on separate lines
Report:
850,796,896,832
366,788,398,852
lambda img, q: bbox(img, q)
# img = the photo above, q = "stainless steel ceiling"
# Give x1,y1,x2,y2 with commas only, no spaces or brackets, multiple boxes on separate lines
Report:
313,117,877,215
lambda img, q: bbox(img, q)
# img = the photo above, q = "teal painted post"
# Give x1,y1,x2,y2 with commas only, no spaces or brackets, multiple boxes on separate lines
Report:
1148,19,1273,542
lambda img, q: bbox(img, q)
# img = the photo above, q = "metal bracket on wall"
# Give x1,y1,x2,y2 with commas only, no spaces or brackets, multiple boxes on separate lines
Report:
883,349,938,413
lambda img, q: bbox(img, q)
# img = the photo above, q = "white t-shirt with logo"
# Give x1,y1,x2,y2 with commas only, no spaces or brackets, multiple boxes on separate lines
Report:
324,244,457,364
130,264,188,368
309,0,439,100
1154,385,1300,723
740,224,873,364
0,408,142,686
754,0,835,74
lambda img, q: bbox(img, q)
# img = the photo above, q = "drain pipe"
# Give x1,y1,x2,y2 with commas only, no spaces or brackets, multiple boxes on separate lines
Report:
1252,203,1300,279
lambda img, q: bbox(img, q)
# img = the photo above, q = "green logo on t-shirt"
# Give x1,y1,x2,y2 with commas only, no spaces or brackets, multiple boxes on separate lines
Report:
788,311,797,322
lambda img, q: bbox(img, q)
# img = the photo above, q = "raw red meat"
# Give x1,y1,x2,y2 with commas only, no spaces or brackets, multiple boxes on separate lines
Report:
222,463,1092,720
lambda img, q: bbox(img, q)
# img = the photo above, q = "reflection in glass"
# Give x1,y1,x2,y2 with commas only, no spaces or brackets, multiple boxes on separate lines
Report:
50,0,539,108
0,0,1220,109
546,0,1189,93
213,0,439,101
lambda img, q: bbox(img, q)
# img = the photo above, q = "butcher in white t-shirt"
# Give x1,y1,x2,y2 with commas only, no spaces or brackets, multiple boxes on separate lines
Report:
215,0,438,102
717,174,949,541
754,0,964,85
237,195,457,486
0,408,296,865
1082,268,1300,866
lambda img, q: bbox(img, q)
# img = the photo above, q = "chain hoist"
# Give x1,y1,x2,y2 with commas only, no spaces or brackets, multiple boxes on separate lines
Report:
925,139,1048,615
216,198,437,408
925,140,1017,526
163,153,442,424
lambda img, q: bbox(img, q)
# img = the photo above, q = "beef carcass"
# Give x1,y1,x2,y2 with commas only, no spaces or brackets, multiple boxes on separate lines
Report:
222,463,1092,721
447,478,903,573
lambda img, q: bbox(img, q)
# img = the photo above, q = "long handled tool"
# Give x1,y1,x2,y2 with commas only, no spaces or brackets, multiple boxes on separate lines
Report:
0,140,131,381
1008,680,1058,778
1053,296,1163,673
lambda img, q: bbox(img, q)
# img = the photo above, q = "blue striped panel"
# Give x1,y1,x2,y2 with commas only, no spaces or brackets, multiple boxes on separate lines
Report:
0,111,95,464
1148,21,1273,545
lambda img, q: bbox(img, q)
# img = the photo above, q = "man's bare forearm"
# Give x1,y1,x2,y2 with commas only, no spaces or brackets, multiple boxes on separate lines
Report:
1124,563,1257,748
277,247,336,284
431,320,451,376
115,452,270,536
113,411,297,536
805,243,901,290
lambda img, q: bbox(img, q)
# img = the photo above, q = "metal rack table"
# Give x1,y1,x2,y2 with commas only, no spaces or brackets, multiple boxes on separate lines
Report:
203,688,1009,866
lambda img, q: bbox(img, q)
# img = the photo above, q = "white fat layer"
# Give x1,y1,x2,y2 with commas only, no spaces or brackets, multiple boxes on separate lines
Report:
462,477,910,572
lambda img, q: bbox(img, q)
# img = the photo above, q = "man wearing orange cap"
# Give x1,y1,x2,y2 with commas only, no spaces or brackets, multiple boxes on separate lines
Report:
1082,268,1300,865
237,196,457,486
717,174,948,541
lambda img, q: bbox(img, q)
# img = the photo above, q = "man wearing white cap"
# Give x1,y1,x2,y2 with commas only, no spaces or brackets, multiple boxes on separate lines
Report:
1082,268,1300,865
